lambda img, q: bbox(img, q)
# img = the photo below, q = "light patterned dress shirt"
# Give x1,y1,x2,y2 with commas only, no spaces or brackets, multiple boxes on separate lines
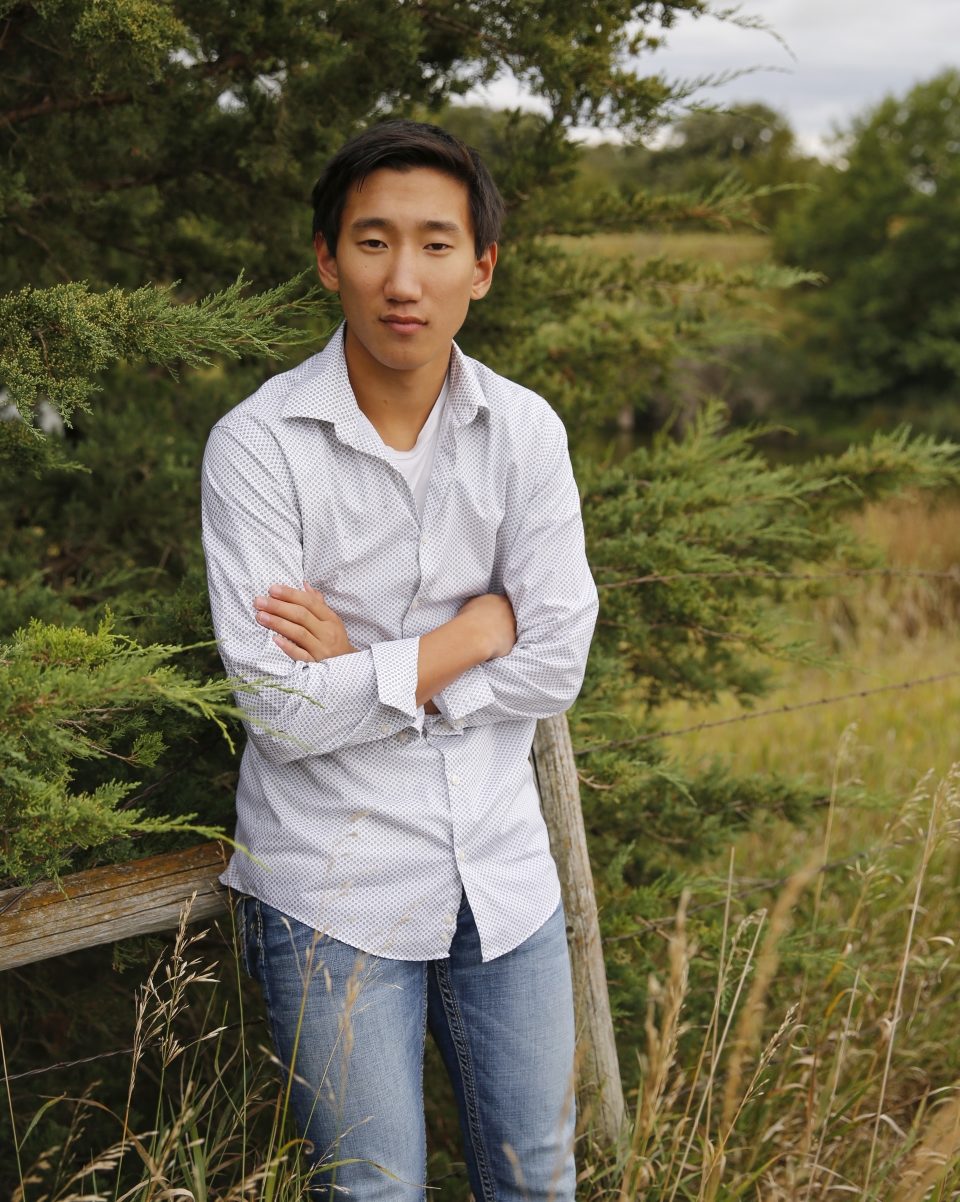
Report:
201,323,598,961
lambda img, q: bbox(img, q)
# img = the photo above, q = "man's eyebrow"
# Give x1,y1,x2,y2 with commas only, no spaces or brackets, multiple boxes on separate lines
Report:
348,217,465,234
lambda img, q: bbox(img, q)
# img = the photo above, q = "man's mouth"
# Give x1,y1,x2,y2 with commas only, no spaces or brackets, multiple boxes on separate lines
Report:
382,315,427,333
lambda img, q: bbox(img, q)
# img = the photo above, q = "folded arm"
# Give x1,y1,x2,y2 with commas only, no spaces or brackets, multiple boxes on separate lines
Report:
254,409,597,733
255,583,517,711
431,410,598,730
201,418,509,763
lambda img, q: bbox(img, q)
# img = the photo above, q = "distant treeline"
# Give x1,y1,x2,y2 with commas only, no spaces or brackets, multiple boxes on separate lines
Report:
448,75,960,445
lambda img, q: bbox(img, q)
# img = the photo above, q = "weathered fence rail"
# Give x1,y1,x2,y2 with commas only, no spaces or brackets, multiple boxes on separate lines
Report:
0,841,228,971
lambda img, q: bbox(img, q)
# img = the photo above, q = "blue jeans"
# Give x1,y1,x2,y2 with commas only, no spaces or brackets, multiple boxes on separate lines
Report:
237,890,576,1200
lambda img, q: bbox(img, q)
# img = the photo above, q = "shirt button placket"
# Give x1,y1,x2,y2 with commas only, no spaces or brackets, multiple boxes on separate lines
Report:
447,765,465,873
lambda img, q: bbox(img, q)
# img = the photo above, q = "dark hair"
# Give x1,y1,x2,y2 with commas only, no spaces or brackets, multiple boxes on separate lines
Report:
311,119,505,258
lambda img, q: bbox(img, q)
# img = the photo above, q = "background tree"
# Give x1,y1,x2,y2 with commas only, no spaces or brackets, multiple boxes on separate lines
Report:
775,69,960,434
641,102,816,225
566,102,818,227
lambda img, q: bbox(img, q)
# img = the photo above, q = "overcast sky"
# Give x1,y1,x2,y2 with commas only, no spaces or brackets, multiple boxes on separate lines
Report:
463,0,958,156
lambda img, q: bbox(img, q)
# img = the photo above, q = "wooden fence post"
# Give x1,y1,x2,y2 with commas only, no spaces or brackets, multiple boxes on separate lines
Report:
533,712,626,1150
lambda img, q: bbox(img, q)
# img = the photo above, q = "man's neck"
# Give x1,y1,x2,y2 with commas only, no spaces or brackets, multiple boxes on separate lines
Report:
343,326,451,452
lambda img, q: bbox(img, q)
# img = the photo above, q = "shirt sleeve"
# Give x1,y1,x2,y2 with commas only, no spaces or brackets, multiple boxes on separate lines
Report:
431,409,598,729
201,417,423,764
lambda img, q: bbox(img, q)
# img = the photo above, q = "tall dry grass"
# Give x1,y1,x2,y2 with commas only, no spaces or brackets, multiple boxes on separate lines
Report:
10,746,960,1202
6,900,325,1202
576,761,960,1200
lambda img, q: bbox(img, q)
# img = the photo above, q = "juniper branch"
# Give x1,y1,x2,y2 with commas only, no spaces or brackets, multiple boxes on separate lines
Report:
0,272,334,426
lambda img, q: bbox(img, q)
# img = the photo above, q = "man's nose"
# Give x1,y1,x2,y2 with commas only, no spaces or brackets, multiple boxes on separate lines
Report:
384,250,422,302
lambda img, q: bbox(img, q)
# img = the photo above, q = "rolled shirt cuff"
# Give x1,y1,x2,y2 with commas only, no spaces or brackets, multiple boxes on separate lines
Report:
370,635,422,719
434,664,497,725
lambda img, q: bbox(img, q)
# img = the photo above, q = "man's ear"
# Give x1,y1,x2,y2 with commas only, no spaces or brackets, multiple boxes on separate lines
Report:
315,234,339,292
471,242,498,300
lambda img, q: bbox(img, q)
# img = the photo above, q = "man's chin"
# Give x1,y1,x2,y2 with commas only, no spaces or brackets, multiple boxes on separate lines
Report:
365,341,448,375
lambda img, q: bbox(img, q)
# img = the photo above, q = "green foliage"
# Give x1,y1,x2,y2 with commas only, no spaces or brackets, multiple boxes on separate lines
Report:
580,409,960,712
1,0,714,293
775,69,960,418
560,102,821,229
642,103,820,226
1,273,328,422
0,614,241,882
0,417,87,480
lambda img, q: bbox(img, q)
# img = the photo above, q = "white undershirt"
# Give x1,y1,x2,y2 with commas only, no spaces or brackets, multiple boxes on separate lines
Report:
357,377,449,518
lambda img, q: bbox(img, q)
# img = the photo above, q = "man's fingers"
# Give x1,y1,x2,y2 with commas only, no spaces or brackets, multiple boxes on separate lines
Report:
253,583,354,660
257,611,319,652
256,596,315,627
267,582,334,616
272,633,312,662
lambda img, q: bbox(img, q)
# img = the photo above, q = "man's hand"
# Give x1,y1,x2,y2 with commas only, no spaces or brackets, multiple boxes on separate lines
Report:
253,581,357,661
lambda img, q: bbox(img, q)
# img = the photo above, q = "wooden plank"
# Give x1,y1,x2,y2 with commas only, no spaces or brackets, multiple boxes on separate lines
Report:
0,842,228,971
533,712,626,1149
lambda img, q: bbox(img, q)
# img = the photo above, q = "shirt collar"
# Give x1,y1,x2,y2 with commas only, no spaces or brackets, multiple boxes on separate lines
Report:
280,321,489,431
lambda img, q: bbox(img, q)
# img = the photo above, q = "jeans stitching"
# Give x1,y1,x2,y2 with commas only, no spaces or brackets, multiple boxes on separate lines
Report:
233,892,247,977
250,898,270,1006
434,960,498,1202
417,962,428,1202
252,900,288,1108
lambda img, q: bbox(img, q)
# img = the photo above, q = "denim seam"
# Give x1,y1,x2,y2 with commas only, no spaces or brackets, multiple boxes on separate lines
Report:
433,960,497,1202
250,898,268,999
252,898,287,1091
233,891,249,978
417,962,428,1202
252,900,287,1136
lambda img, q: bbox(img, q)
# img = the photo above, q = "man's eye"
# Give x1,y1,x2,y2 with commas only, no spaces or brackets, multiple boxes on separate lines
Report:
425,243,453,252
359,239,387,249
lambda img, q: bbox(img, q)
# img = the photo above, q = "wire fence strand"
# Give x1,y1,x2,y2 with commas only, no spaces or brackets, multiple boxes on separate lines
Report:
0,1018,261,1084
596,566,960,590
574,669,960,756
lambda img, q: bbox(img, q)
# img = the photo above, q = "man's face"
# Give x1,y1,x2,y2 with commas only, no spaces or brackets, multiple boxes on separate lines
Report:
315,166,496,381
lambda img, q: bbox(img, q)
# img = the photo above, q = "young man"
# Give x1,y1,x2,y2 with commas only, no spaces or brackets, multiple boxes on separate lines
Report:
201,120,598,1201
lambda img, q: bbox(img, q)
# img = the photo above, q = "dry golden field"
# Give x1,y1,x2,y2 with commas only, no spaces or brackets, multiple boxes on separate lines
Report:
658,496,960,800
554,230,773,268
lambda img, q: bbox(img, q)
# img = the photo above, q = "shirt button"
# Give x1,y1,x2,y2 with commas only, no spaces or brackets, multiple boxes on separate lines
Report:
448,773,460,786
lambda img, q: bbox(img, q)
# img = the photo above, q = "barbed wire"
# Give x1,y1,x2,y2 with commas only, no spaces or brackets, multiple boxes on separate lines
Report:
3,818,944,1082
596,566,960,590
573,669,960,756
